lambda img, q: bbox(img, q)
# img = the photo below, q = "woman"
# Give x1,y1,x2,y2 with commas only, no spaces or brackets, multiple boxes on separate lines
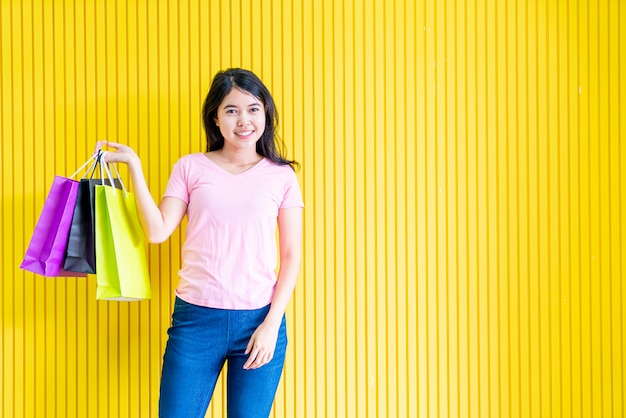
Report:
97,68,303,418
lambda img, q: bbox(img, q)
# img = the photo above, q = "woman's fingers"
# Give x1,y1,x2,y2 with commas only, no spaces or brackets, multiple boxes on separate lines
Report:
93,140,122,155
243,345,274,370
93,140,105,155
92,142,137,164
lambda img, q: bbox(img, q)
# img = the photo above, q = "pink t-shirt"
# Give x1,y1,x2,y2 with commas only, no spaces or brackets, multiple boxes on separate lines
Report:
163,153,304,309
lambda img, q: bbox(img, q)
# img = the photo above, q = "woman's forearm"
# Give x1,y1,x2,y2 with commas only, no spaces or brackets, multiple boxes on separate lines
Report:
126,157,168,242
264,254,301,325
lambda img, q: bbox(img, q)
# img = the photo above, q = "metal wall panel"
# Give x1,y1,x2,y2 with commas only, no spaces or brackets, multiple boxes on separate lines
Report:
1,0,624,417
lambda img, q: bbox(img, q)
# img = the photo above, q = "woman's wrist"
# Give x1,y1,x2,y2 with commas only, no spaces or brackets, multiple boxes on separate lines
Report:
263,313,283,327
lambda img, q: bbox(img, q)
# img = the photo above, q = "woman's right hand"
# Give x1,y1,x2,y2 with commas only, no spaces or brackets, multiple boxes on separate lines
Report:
93,139,184,243
94,140,140,165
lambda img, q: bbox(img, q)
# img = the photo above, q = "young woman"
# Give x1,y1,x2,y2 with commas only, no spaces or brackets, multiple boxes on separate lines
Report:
97,68,303,418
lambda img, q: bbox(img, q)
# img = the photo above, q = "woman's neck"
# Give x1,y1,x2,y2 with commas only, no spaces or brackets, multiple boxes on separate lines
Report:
213,148,261,164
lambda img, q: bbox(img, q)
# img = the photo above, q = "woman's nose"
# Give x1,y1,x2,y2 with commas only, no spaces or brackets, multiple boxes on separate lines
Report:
237,114,249,126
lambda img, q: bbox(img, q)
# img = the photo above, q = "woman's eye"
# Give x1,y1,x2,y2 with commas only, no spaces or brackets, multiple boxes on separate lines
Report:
226,109,237,114
250,107,261,113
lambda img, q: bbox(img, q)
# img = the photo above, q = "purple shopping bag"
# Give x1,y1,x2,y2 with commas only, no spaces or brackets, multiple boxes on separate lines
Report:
20,175,87,277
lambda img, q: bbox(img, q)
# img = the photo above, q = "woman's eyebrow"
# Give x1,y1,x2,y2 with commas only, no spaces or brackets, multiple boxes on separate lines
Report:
222,102,261,109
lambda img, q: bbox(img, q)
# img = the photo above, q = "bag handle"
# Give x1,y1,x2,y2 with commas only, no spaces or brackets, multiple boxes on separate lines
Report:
84,152,101,179
69,153,99,179
99,151,128,197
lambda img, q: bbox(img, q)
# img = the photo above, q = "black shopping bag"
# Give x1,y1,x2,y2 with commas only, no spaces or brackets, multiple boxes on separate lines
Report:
64,155,122,274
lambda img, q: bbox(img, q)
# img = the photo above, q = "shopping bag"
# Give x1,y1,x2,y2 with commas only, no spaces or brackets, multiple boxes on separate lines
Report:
20,156,97,277
64,154,122,274
94,159,151,301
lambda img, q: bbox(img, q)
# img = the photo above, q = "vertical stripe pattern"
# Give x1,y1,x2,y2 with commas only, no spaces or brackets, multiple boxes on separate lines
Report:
1,0,624,417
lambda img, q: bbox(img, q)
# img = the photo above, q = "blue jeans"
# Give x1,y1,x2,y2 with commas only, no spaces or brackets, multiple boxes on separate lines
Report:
159,297,287,418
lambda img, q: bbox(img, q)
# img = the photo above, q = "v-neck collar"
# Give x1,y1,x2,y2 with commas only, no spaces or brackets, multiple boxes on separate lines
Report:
201,153,266,177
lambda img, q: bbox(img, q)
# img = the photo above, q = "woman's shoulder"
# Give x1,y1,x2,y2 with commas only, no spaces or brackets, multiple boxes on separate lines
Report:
260,159,299,179
171,152,209,169
176,152,206,163
259,160,302,192
263,158,298,172
167,153,211,180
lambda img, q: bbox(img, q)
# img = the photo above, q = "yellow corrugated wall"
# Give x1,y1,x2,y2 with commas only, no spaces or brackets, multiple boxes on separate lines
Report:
1,0,624,417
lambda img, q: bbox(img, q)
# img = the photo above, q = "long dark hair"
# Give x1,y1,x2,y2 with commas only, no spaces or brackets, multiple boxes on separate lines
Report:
202,68,298,169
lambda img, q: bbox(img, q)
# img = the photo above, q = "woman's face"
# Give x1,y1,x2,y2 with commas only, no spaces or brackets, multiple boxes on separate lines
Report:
214,88,266,152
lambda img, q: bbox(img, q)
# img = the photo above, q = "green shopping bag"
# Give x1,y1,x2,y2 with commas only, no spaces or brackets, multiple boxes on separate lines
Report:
94,158,151,301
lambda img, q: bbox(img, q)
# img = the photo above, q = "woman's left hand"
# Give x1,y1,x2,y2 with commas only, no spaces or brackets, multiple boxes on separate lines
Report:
243,320,280,370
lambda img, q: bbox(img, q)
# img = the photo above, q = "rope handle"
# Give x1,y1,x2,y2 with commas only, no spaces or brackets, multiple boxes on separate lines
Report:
69,153,99,179
99,151,128,197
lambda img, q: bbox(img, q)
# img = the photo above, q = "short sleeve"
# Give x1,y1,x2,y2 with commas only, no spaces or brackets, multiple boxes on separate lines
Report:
280,168,304,209
163,158,190,204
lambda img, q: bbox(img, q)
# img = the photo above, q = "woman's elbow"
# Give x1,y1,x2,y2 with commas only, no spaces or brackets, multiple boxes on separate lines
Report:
146,229,169,244
147,236,164,244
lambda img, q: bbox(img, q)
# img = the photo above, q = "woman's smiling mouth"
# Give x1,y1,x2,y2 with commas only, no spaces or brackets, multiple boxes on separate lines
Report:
236,130,254,138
